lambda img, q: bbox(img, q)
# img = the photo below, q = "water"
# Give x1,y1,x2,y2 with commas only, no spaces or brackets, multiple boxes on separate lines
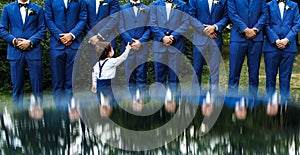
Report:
0,100,300,154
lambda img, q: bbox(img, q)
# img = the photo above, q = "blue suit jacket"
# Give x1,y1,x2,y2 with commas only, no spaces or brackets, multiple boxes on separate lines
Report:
263,0,300,52
85,0,119,41
119,3,151,54
227,0,267,42
0,2,46,60
45,0,87,50
150,0,189,53
189,0,229,47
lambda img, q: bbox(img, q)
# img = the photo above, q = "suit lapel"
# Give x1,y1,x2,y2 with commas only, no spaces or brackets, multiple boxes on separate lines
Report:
272,0,282,20
169,4,175,21
59,0,66,8
204,0,209,14
96,0,102,20
159,0,167,21
23,2,32,29
210,1,216,15
128,5,136,18
282,1,290,22
14,3,24,27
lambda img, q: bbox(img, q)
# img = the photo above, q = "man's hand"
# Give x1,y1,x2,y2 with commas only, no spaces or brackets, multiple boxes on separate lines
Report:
89,35,100,46
280,38,289,47
209,32,218,39
131,38,142,51
162,36,173,45
16,38,31,50
244,28,256,39
276,39,285,49
276,38,289,50
60,33,73,46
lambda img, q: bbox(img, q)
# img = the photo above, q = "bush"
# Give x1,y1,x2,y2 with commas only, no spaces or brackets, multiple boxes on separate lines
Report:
0,0,235,92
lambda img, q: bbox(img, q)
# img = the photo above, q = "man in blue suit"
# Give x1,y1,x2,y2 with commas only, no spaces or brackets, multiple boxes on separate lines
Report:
0,0,46,106
119,0,151,99
227,0,267,97
189,0,229,92
150,0,189,98
85,0,120,48
263,0,300,103
45,0,87,107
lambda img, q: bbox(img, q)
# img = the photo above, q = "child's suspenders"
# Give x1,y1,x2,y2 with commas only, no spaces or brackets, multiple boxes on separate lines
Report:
98,59,109,78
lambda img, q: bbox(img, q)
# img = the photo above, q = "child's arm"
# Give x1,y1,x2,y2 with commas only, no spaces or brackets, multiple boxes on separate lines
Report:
91,63,98,93
113,43,132,67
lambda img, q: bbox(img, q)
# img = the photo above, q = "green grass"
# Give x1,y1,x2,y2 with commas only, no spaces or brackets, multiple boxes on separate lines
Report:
1,47,300,108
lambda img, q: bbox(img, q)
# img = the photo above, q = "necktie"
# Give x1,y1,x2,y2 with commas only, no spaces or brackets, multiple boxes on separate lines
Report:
18,3,28,8
165,0,173,3
130,2,140,7
278,0,286,3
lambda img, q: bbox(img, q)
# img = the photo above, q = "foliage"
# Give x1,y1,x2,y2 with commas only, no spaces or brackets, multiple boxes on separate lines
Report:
0,0,299,93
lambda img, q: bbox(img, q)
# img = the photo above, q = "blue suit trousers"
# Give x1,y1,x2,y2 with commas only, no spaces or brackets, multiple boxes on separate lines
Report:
264,51,295,103
228,41,263,97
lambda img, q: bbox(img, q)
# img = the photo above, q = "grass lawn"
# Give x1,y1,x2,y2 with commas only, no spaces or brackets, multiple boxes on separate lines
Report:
1,47,300,109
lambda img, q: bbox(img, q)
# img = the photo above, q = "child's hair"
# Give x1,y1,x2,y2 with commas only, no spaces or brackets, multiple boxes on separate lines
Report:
95,42,112,60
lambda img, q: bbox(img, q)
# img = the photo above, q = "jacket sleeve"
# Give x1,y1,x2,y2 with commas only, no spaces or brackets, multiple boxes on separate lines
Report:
0,6,16,45
98,0,120,38
118,8,133,43
171,3,189,41
227,0,248,33
284,5,300,42
150,2,166,42
44,0,64,41
214,0,229,33
188,0,205,33
69,0,88,38
28,7,46,45
138,9,151,43
253,0,267,33
264,5,279,44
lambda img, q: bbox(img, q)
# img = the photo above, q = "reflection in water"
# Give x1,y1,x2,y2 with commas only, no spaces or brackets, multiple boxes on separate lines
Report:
0,101,300,154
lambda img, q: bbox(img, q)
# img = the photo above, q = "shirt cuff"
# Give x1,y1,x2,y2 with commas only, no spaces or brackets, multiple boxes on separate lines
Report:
213,24,218,31
97,33,105,41
253,27,259,33
12,38,17,46
29,40,33,48
70,33,76,40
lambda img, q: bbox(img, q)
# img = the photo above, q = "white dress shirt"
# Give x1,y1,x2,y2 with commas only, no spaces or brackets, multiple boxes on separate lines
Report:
18,0,30,24
92,48,130,86
165,2,172,20
278,2,285,19
64,0,68,8
96,0,99,15
131,0,141,16
208,0,213,13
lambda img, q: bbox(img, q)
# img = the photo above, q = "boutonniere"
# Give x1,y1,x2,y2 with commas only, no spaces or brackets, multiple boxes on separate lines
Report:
171,4,180,9
138,6,147,14
26,8,36,16
213,0,221,5
285,5,291,11
69,0,78,2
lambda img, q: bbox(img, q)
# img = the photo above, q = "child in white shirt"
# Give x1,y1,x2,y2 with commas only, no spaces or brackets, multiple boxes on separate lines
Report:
92,42,131,105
